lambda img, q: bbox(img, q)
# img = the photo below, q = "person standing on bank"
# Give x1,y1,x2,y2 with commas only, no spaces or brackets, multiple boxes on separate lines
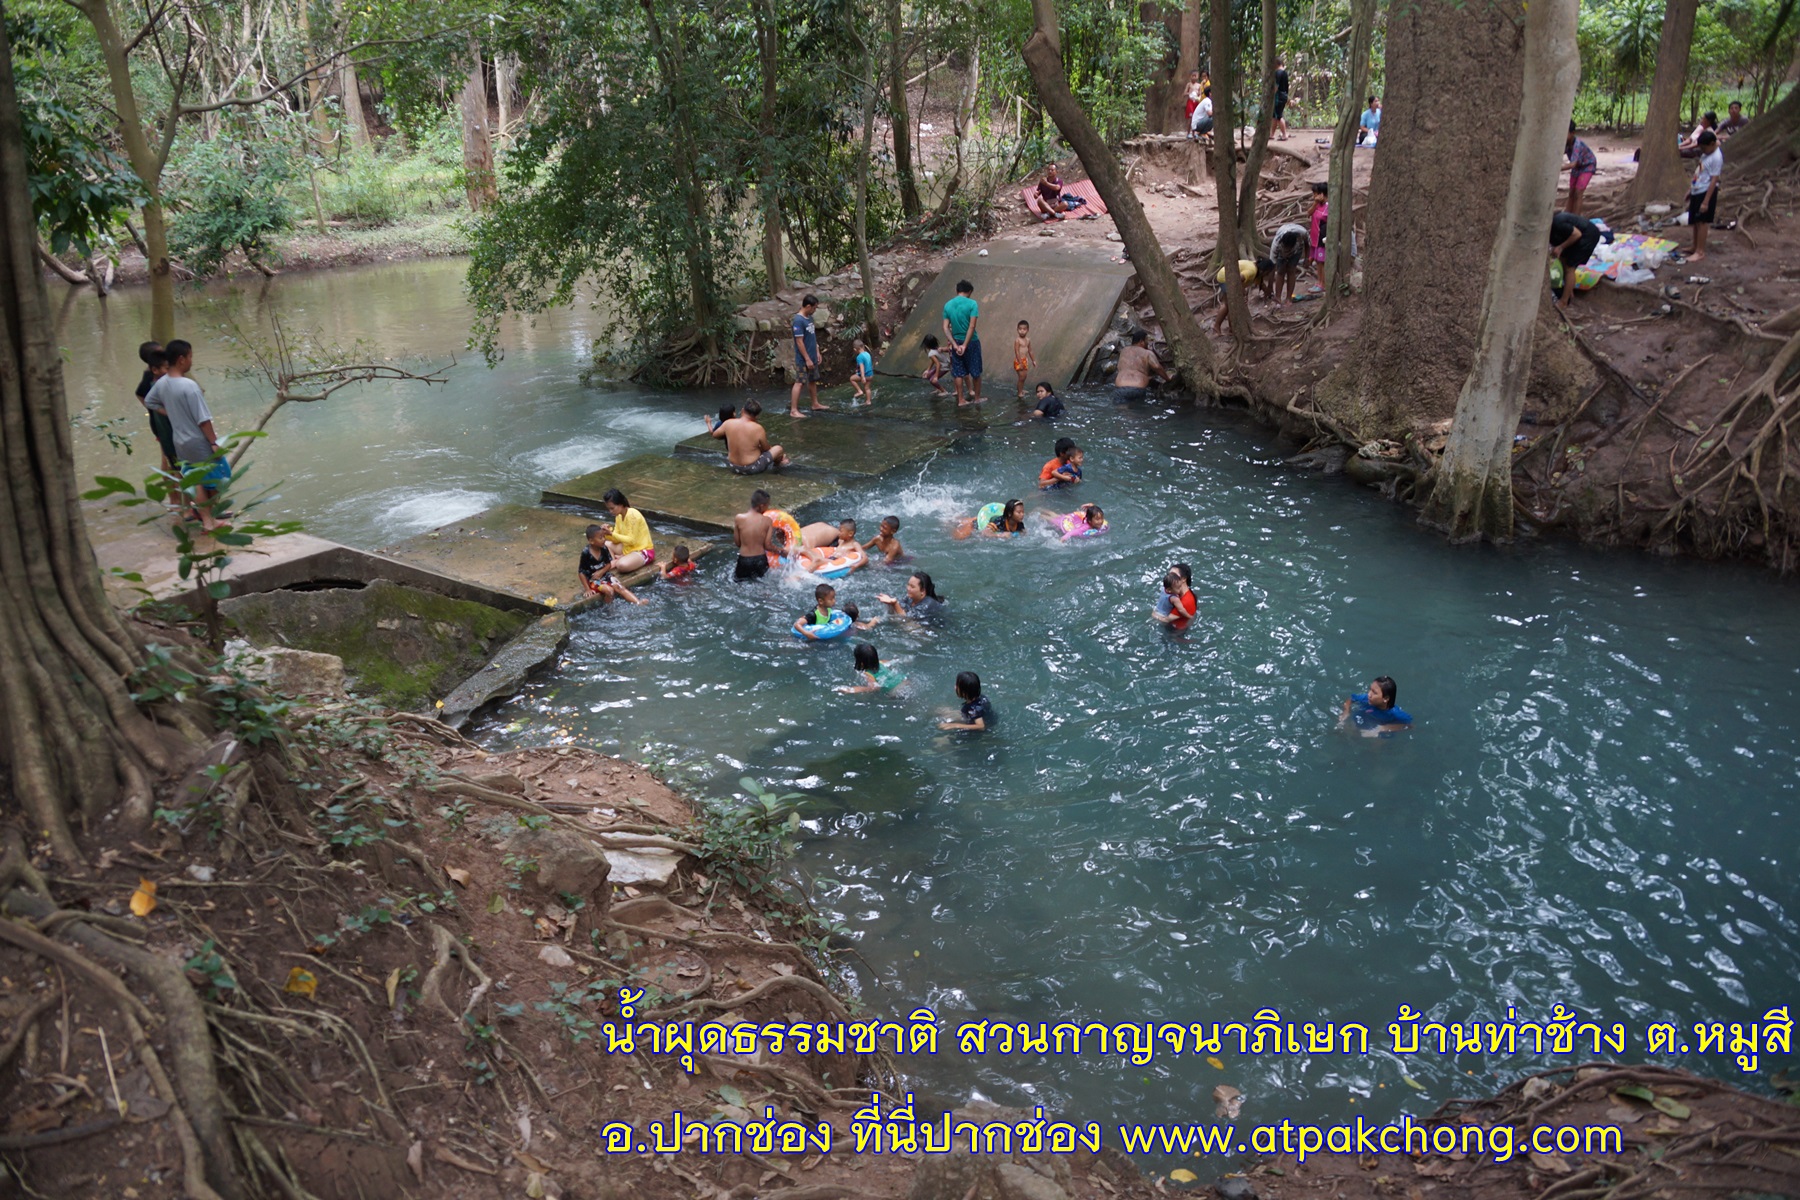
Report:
1272,59,1290,141
942,280,984,407
1687,130,1722,263
789,294,827,418
1562,121,1597,215
146,339,229,532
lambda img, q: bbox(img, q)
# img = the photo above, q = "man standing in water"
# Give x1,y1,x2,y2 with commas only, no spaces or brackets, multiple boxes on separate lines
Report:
709,399,788,474
1111,330,1170,403
941,279,983,406
790,295,826,417
733,489,775,581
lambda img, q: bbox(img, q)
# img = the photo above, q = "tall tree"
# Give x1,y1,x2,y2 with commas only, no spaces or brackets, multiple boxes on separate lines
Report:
1210,0,1250,340
1318,0,1525,437
0,10,184,862
1422,0,1580,540
1020,0,1216,390
756,0,789,292
1235,0,1279,255
1320,0,1375,312
460,37,498,209
1624,0,1700,207
336,0,371,147
887,0,922,218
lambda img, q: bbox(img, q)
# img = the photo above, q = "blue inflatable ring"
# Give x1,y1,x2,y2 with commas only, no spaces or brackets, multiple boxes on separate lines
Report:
792,610,854,640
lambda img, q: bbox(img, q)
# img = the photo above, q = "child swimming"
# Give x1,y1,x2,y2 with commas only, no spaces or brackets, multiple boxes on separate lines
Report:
939,671,994,730
1040,503,1107,539
1030,382,1064,420
1152,568,1196,628
841,602,880,630
1039,439,1083,490
952,499,1027,540
659,544,698,580
864,515,907,564
837,641,906,693
793,582,841,639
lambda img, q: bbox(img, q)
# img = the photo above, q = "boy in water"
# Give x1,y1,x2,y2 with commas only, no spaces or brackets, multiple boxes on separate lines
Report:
921,335,948,395
1012,321,1037,399
658,544,697,580
1339,675,1412,735
851,338,874,402
940,671,994,731
864,515,906,564
1039,438,1083,490
794,583,839,639
578,524,644,604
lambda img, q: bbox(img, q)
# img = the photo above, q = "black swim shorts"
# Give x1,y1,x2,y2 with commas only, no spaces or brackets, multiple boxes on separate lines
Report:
1686,189,1717,226
1111,386,1148,405
734,554,771,581
730,451,774,476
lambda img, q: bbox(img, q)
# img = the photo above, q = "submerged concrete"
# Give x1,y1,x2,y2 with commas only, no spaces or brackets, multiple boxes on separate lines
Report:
673,413,958,478
542,454,842,533
878,242,1137,388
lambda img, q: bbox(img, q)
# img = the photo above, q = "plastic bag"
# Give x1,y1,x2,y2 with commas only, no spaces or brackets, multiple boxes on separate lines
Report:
1615,265,1655,286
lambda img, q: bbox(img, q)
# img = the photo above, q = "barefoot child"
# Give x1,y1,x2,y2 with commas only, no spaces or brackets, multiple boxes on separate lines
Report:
921,335,948,395
1308,182,1329,293
864,515,906,564
1013,321,1037,399
851,338,874,402
939,671,994,731
1212,258,1275,334
838,641,906,693
578,524,644,605
793,583,840,639
658,543,697,580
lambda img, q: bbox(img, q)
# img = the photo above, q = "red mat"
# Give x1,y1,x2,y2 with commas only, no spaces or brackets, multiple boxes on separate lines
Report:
1022,179,1109,219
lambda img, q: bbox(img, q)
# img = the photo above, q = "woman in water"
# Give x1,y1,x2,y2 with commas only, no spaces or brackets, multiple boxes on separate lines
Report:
952,499,1027,540
876,572,946,620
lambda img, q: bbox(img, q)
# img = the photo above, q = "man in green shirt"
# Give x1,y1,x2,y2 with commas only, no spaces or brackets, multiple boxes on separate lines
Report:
941,280,983,406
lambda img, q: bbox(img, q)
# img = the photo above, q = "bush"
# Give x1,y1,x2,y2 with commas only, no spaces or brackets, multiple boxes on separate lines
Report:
167,137,293,277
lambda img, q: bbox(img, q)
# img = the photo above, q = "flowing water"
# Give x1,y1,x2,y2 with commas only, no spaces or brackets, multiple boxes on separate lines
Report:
59,260,1800,1141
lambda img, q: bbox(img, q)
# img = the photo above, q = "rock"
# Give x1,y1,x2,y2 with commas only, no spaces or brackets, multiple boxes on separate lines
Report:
756,318,773,333
234,646,348,697
438,612,570,728
909,1104,1081,1200
1215,1178,1258,1200
996,1163,1069,1200
602,846,682,888
537,944,574,967
502,826,611,905
1284,445,1348,474
1104,232,1121,242
729,314,757,332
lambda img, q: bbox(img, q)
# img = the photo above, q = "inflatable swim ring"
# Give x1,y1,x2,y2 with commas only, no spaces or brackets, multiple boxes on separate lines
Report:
1058,511,1107,540
812,544,868,579
791,609,854,640
767,509,802,558
974,502,1024,537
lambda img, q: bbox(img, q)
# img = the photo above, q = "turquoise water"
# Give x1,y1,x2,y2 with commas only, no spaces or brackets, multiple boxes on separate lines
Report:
58,262,1800,1140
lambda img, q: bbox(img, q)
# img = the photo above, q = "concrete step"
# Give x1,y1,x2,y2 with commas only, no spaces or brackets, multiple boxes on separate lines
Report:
541,453,843,535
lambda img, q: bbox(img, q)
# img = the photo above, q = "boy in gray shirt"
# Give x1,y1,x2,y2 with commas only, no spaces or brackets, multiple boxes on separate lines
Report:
144,339,228,530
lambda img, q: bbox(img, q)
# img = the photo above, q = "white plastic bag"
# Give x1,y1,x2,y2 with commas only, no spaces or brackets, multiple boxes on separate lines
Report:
1615,265,1655,286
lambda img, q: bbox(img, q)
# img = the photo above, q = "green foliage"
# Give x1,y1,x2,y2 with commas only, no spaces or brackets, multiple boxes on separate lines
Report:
168,136,295,277
183,940,239,1000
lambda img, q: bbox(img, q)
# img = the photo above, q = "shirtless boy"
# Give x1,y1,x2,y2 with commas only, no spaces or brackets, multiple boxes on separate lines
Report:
733,490,775,581
801,518,857,550
709,399,788,475
1111,330,1170,404
863,515,905,564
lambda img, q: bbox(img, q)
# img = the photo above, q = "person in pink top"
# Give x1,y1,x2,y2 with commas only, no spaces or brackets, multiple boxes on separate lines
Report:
1308,182,1330,292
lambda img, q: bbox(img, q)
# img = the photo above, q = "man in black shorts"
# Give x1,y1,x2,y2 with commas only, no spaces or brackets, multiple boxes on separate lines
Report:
1687,130,1722,262
1272,60,1290,141
1548,210,1601,306
733,489,774,580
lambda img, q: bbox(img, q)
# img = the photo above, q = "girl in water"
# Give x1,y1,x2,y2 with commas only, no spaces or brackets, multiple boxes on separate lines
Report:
837,641,906,693
1038,503,1107,539
952,499,1027,539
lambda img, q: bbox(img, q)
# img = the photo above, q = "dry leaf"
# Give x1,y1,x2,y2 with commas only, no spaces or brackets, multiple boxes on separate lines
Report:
1212,1084,1244,1119
1529,1151,1571,1174
385,967,402,1007
406,1142,424,1183
129,879,157,917
445,866,471,886
1206,1055,1225,1070
513,1149,553,1174
1414,1159,1459,1177
1169,1168,1198,1183
538,945,573,968
283,967,318,997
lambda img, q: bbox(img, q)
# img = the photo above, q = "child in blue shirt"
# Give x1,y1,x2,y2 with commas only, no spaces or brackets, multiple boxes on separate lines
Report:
851,339,874,402
1339,675,1412,735
940,671,993,731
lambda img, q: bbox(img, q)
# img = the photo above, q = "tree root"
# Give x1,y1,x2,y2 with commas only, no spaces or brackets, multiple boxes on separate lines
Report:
0,986,60,1073
649,971,852,1022
419,920,492,1026
0,1116,122,1151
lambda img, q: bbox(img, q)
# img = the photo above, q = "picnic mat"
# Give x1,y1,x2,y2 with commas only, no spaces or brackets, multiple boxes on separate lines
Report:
1021,178,1109,219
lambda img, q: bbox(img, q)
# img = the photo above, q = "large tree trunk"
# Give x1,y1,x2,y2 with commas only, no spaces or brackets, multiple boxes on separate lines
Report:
854,26,880,348
1724,74,1800,173
1235,0,1279,255
755,0,787,294
1210,0,1251,340
1624,0,1699,207
1422,0,1579,541
1021,0,1215,391
0,20,181,862
73,0,176,340
888,0,922,219
1321,0,1375,312
641,0,718,343
334,0,369,148
459,38,498,210
1320,0,1525,437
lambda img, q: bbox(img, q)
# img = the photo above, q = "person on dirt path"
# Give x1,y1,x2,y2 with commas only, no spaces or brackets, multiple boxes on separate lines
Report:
789,295,827,418
733,490,775,581
1111,330,1170,404
1357,96,1381,145
1190,87,1215,140
1270,223,1309,305
1687,130,1723,263
942,280,984,406
1185,71,1204,136
1272,60,1290,141
1562,121,1597,216
1308,182,1330,292
709,398,788,475
1549,210,1601,306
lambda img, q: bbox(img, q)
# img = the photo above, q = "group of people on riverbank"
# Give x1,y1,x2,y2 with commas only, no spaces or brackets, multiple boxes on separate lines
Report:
131,339,231,532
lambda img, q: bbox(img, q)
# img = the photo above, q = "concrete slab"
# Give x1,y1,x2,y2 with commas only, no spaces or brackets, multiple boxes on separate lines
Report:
877,241,1137,388
381,504,717,609
672,413,957,478
541,454,841,534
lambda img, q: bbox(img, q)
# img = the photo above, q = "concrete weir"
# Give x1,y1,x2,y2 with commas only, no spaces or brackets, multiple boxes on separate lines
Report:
542,453,844,533
877,242,1137,388
671,413,956,478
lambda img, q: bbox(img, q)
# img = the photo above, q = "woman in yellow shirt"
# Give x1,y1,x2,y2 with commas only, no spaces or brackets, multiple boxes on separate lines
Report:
601,488,656,572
